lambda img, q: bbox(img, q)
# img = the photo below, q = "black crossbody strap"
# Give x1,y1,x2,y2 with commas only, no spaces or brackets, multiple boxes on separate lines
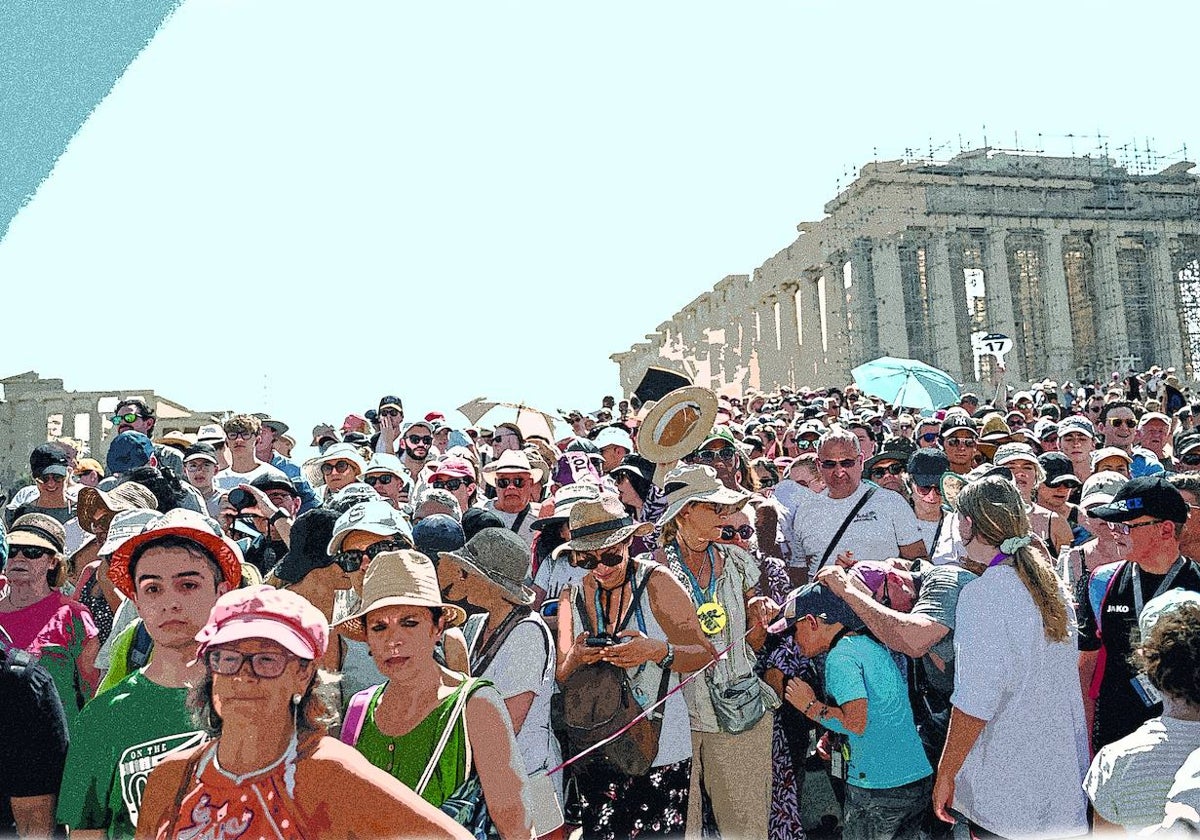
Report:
817,487,877,571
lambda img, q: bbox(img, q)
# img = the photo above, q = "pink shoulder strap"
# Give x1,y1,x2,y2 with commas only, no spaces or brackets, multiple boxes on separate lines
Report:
339,686,377,746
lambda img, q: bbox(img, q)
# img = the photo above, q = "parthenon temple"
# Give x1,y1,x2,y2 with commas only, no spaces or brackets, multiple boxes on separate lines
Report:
611,148,1200,396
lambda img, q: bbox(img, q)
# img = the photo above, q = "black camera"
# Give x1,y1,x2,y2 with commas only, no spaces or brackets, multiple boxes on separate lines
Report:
228,488,255,512
585,634,619,647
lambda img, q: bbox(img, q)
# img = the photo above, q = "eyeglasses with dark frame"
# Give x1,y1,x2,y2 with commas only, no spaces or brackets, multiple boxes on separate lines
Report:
110,412,142,426
364,474,398,487
869,463,906,478
692,446,738,464
9,545,55,561
206,648,301,679
818,458,858,470
496,477,527,489
407,434,434,446
378,408,402,418
944,438,977,449
1105,519,1164,536
321,460,356,475
226,430,256,441
432,478,472,491
1106,418,1137,429
919,432,940,443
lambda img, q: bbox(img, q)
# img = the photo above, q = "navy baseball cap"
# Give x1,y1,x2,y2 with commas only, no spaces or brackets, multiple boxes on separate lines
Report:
1090,475,1188,525
769,582,865,634
30,444,70,478
106,432,155,474
908,448,950,487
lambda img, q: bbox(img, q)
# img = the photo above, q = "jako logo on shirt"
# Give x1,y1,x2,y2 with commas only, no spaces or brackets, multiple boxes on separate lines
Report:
1106,605,1130,613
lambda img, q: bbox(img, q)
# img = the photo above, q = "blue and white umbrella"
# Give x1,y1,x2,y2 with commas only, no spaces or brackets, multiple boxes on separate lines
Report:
851,356,961,410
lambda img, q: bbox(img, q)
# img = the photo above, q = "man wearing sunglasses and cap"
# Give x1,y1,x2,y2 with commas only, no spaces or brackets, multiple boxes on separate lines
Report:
57,509,242,840
107,398,185,481
1079,475,1200,755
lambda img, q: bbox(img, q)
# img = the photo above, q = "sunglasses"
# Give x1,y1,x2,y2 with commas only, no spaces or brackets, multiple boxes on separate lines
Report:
226,430,256,440
1181,453,1200,466
573,549,626,570
364,474,398,487
1106,418,1137,428
818,458,858,470
795,439,816,450
110,412,141,426
919,432,939,443
914,483,941,494
333,539,406,572
378,408,401,418
9,545,55,560
496,477,527,489
944,438,977,449
36,474,65,484
693,446,737,463
207,648,299,679
321,460,356,475
432,478,472,491
407,434,433,446
869,463,906,478
1105,519,1163,536
720,524,755,540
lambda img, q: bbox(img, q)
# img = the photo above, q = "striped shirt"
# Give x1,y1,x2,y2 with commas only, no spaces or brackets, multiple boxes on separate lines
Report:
1084,715,1200,832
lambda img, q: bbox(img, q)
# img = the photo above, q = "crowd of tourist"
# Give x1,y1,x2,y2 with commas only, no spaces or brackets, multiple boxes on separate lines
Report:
2,372,1200,839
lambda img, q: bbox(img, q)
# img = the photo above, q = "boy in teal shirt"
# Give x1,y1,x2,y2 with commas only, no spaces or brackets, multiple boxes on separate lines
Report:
770,582,932,840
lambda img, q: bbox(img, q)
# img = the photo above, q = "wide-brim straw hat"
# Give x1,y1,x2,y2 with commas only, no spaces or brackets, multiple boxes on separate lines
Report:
481,449,544,486
77,483,159,536
336,549,467,640
636,386,719,466
553,493,654,557
655,464,750,528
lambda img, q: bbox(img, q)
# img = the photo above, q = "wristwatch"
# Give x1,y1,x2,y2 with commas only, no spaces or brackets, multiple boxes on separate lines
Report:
657,643,675,670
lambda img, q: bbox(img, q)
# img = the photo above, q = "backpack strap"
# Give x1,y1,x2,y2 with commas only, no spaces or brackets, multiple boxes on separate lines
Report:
817,487,877,572
339,686,378,746
415,677,484,797
126,621,155,671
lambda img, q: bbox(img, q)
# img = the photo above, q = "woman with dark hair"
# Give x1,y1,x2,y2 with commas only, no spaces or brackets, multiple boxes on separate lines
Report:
932,475,1089,838
337,550,535,839
135,586,470,840
0,513,98,729
610,453,660,554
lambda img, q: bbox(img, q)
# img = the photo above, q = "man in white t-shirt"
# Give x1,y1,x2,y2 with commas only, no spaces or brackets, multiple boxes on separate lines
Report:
214,414,288,492
787,428,926,585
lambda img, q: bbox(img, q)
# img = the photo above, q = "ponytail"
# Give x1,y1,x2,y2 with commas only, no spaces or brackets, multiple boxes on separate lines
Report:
1011,543,1070,642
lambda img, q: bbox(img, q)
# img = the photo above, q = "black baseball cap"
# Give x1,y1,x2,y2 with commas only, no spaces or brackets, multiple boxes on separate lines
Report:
250,473,298,497
377,395,404,411
1038,452,1082,488
1090,475,1188,525
940,415,977,437
908,448,950,487
30,444,69,478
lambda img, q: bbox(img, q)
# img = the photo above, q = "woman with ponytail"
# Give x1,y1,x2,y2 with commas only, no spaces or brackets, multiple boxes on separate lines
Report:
932,475,1089,839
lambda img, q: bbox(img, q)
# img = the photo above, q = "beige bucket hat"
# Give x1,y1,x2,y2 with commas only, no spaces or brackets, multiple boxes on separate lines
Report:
336,549,467,640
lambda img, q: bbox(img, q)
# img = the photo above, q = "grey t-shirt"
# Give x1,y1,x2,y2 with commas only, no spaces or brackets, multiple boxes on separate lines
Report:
911,564,977,697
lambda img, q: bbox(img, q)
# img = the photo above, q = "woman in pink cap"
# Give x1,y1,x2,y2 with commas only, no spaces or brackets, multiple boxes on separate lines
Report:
134,585,470,840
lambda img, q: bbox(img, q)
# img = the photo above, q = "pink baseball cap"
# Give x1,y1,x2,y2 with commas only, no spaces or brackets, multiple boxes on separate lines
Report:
195,585,329,660
430,457,475,481
341,413,367,432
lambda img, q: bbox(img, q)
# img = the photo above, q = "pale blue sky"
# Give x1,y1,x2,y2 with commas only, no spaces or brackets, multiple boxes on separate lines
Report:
2,0,1197,458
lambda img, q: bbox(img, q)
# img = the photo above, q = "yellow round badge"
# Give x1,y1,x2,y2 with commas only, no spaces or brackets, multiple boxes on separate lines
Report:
696,601,728,636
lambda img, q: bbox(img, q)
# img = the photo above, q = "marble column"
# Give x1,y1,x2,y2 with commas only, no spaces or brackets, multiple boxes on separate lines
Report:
1149,231,1184,368
849,240,878,363
927,231,964,381
983,229,1023,382
823,256,851,372
757,297,781,390
1040,226,1075,379
777,283,801,389
1091,227,1129,371
872,236,909,357
798,273,824,384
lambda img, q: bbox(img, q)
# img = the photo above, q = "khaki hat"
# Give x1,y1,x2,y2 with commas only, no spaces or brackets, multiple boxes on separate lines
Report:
481,449,544,486
655,464,750,528
155,430,194,450
636,386,719,465
77,483,159,536
440,528,535,606
7,513,68,588
553,494,654,557
336,550,467,641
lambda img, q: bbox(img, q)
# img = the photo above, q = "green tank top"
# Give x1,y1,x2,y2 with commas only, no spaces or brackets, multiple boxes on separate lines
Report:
355,678,491,808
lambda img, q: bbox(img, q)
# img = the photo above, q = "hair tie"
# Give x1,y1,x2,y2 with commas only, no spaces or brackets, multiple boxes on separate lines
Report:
999,535,1032,556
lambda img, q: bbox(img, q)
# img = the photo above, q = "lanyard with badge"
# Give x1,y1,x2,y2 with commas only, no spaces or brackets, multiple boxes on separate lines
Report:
671,541,728,636
1129,557,1186,706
